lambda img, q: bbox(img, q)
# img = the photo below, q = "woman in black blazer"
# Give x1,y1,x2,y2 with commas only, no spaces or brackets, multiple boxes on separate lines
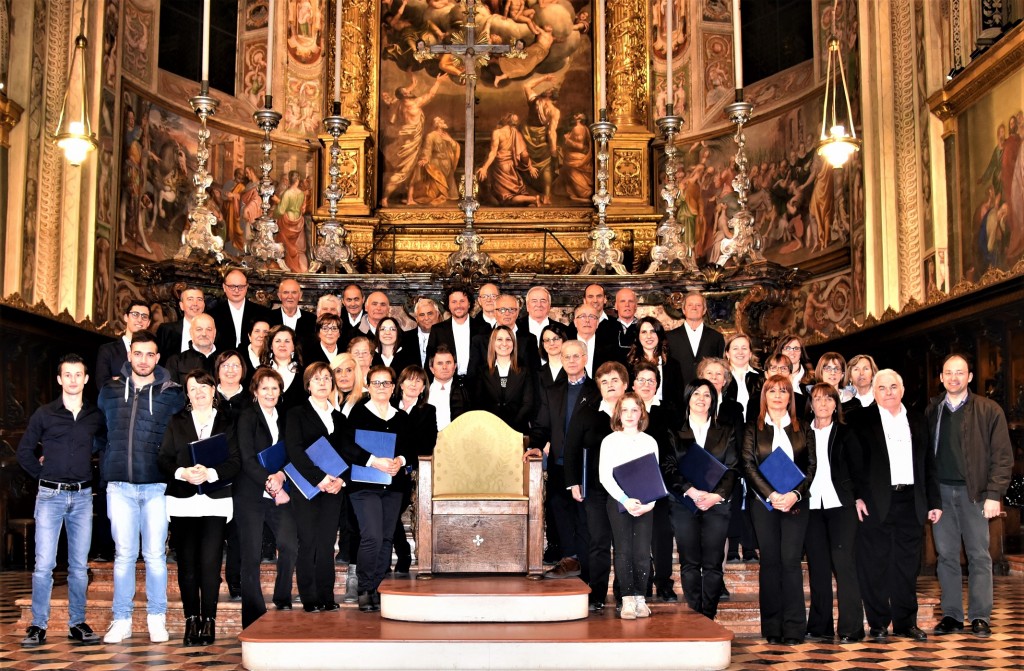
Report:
723,332,764,424
475,325,535,433
261,325,306,411
231,368,299,628
158,370,239,646
371,317,418,376
346,365,417,612
214,351,252,422
743,374,817,645
285,361,349,613
697,357,745,429
804,382,866,643
627,316,684,426
661,379,738,620
537,324,567,389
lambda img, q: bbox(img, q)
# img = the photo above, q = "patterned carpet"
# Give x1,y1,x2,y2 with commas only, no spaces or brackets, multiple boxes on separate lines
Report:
1,570,1021,670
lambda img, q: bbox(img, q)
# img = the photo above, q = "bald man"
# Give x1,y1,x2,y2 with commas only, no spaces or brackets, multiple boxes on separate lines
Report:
359,291,392,335
165,314,218,384
268,278,316,342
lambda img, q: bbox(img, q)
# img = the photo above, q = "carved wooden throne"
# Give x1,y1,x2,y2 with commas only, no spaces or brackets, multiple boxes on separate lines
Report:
415,411,544,579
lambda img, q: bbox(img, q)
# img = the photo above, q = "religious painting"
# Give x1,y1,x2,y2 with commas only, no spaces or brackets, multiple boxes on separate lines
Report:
652,0,688,64
702,0,730,23
102,0,121,89
702,33,732,113
116,87,318,272
122,0,154,84
246,0,271,30
241,38,270,109
287,0,324,65
377,0,595,209
958,72,1024,281
923,251,937,296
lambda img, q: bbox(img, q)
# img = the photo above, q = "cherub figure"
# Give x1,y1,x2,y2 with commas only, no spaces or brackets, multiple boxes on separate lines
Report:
504,0,541,35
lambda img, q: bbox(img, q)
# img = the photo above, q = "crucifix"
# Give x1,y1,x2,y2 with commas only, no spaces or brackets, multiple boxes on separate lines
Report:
415,0,524,274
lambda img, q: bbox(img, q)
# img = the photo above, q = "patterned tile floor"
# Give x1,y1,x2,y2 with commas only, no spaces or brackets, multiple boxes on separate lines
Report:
1,570,1021,670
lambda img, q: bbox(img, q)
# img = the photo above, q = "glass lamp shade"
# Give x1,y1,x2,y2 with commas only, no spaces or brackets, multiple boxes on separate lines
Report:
817,125,860,168
55,121,98,166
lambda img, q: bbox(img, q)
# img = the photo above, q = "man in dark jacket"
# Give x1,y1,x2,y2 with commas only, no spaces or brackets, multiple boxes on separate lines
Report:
97,330,184,644
926,354,1013,639
95,301,152,389
164,313,218,384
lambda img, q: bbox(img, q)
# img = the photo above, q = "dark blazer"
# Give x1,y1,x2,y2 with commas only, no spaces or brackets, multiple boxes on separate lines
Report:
95,338,129,390
808,421,866,508
724,368,765,424
666,323,725,386
515,317,573,372
395,402,438,457
284,401,352,492
268,308,317,343
231,403,285,503
158,410,239,500
563,405,613,493
215,389,253,427
304,342,343,367
853,405,940,523
426,315,490,372
209,299,271,353
272,365,308,412
474,365,536,434
717,398,746,431
165,344,217,385
372,345,418,377
742,419,816,501
466,328,531,379
530,376,600,464
345,401,418,493
157,320,186,356
627,354,686,426
663,420,738,502
400,327,431,368
604,318,639,365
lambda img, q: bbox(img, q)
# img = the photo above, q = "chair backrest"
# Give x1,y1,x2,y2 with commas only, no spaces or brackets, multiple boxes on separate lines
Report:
432,410,524,496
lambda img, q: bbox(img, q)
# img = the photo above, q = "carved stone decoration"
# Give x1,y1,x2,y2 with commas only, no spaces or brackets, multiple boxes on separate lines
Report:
608,0,650,127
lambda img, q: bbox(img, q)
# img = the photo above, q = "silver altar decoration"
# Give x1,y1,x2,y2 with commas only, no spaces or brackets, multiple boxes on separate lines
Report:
249,100,286,270
646,104,695,273
175,86,225,263
579,111,628,275
309,104,356,273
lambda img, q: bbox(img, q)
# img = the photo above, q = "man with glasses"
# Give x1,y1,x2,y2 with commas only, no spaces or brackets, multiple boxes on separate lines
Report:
609,288,640,364
269,278,316,342
476,283,501,329
427,286,488,377
96,301,151,389
667,291,724,385
518,286,573,372
573,304,613,378
157,286,207,355
209,268,270,353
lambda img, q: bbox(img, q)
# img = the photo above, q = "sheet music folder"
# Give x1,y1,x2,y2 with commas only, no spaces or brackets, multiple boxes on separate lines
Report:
283,436,350,500
754,448,806,510
676,443,729,512
188,433,230,495
612,451,668,513
351,430,396,485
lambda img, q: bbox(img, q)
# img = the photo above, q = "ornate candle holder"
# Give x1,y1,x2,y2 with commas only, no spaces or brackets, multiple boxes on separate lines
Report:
579,109,628,275
249,100,286,270
721,98,764,265
176,86,225,263
646,104,695,273
309,103,356,273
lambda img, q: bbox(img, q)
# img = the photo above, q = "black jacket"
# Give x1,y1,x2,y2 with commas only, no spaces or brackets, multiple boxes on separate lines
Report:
426,315,490,373
666,324,725,386
231,403,286,503
530,376,600,464
285,401,353,494
158,409,239,500
724,368,764,424
515,317,573,372
346,401,417,493
395,402,438,457
563,405,612,493
209,298,271,353
17,397,105,482
664,420,738,503
95,338,129,390
474,365,536,434
268,308,317,343
165,344,217,385
742,419,816,501
807,421,866,508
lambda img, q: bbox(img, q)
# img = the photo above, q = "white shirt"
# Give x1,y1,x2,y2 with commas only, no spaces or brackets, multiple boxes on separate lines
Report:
262,407,280,444
247,345,261,371
319,343,339,360
731,366,753,415
482,314,497,328
791,365,806,395
179,317,194,353
546,360,563,382
579,334,597,378
856,391,874,407
228,301,246,346
689,416,710,448
418,329,430,365
309,396,339,435
273,361,297,395
765,413,794,461
452,318,471,375
167,409,231,521
429,379,453,430
879,404,915,485
684,321,704,358
598,431,659,504
279,308,299,331
347,311,364,328
809,422,842,509
527,317,550,341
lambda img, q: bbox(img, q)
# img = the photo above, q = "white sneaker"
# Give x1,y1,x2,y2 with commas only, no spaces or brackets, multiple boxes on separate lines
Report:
103,619,133,643
147,614,169,643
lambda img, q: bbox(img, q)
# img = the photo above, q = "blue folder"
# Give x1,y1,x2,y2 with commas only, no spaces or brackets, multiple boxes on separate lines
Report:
351,429,397,485
283,463,318,500
189,433,231,495
283,437,350,500
612,451,668,513
257,441,287,472
754,448,806,510
676,443,729,513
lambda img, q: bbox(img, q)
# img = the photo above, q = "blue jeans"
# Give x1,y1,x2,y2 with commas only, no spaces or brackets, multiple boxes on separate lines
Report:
32,486,93,628
107,481,168,619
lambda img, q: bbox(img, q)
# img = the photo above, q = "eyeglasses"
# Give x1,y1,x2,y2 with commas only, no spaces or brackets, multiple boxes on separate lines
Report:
320,325,340,333
495,307,518,314
219,363,242,370
224,284,248,291
767,365,791,373
378,326,398,333
563,353,583,361
479,293,499,300
127,311,150,320
542,336,563,344
635,377,657,386
575,314,598,321
782,345,802,352
822,365,843,374
369,380,394,388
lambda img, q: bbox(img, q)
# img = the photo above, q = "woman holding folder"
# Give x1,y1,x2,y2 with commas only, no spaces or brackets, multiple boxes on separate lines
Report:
598,392,659,620
232,368,298,628
661,379,738,620
347,365,415,612
158,369,239,646
742,374,817,645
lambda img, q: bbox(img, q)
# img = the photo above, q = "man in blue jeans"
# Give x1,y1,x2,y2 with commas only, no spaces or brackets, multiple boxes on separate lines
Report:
97,330,184,643
17,354,106,647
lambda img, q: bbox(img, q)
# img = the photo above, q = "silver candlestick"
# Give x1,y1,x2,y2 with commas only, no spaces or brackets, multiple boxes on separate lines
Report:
447,178,494,276
579,109,628,275
176,84,225,263
647,104,695,273
249,97,286,270
721,98,764,264
309,103,356,273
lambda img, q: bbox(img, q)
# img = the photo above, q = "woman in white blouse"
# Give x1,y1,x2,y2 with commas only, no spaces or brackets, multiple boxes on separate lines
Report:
599,392,659,620
260,325,305,410
158,370,239,646
723,332,763,425
243,320,270,387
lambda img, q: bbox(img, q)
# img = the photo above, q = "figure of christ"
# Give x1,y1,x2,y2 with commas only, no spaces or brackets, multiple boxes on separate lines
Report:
380,75,444,207
560,113,593,202
412,116,461,205
476,112,542,206
504,0,541,35
522,75,561,205
275,170,309,272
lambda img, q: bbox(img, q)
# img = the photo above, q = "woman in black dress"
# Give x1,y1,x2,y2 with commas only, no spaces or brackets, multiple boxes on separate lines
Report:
475,325,535,433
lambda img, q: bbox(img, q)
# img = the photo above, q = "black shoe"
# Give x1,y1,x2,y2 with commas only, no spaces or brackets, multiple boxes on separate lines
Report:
322,602,340,612
303,603,323,613
358,591,375,612
868,627,888,641
766,636,784,645
934,616,964,635
743,553,759,562
657,588,678,603
371,591,381,608
892,626,927,641
393,571,411,578
805,632,834,644
726,554,741,563
838,633,864,644
228,585,241,601
68,622,100,645
335,552,350,564
183,616,201,646
22,625,46,648
198,617,215,646
588,601,604,613
782,637,803,646
273,600,293,610
719,588,731,602
971,619,991,638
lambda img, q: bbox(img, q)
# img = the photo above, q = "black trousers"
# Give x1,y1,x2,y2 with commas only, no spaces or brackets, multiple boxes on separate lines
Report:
856,488,923,631
224,519,241,589
235,495,298,628
749,497,810,639
337,491,361,562
349,489,403,593
670,498,731,619
606,498,653,596
291,490,343,606
170,515,227,619
805,505,863,637
584,487,614,604
391,488,412,573
650,497,675,592
547,464,590,581
727,480,758,556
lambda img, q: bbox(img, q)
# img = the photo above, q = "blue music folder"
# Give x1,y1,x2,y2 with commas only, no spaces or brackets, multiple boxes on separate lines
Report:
283,463,319,500
351,429,396,485
755,448,806,510
676,443,729,513
189,433,231,495
612,451,668,513
282,437,350,500
257,441,287,472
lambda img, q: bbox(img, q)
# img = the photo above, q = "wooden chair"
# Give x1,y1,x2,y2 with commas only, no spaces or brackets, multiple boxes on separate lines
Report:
416,411,543,579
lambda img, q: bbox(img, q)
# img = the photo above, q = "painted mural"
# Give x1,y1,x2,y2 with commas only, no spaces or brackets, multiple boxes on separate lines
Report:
651,0,689,129
116,88,317,272
377,0,595,208
959,72,1024,282
281,0,326,135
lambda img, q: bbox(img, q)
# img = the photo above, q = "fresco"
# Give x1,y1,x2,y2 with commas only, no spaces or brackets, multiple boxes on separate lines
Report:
116,88,317,271
651,0,689,129
377,0,594,208
702,0,730,24
122,0,154,83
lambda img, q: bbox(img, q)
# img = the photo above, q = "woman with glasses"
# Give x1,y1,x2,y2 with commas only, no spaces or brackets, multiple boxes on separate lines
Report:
773,334,815,397
537,324,566,389
347,335,375,384
214,351,251,422
347,365,416,611
243,320,271,387
803,382,866,644
815,352,854,404
371,316,416,376
661,379,738,620
626,316,684,421
743,375,816,645
260,325,305,411
475,325,535,433
723,333,763,424
305,314,344,365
